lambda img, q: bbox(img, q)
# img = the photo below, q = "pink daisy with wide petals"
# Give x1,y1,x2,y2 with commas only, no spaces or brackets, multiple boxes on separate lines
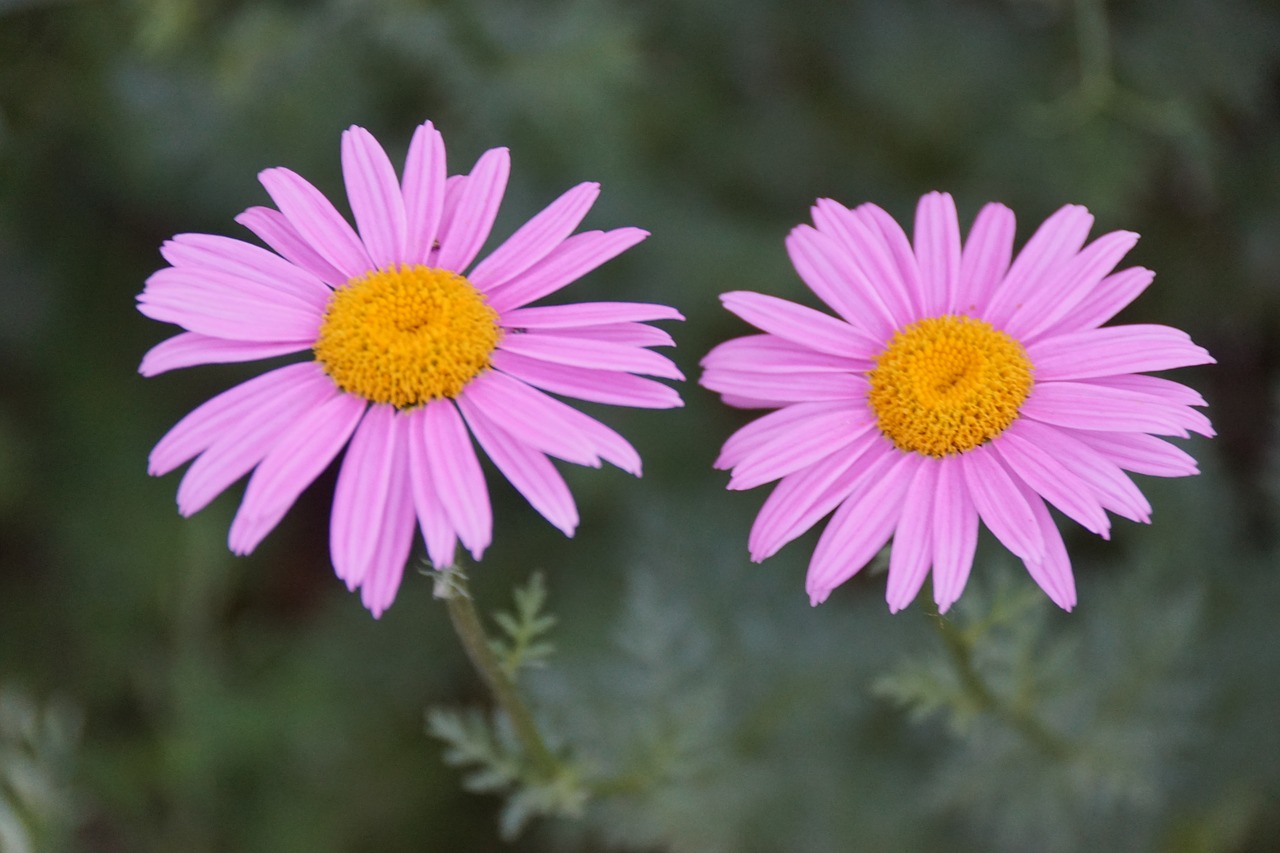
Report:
700,192,1213,613
139,121,683,617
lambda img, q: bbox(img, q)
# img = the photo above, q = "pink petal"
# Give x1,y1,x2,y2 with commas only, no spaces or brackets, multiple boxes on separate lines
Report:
499,331,683,380
358,428,417,618
330,404,401,590
1017,480,1077,610
462,370,640,473
1027,324,1214,381
1041,266,1154,336
806,449,917,605
501,301,684,329
718,394,782,410
139,332,309,377
458,380,591,468
716,399,866,470
727,406,874,491
809,201,914,328
227,391,367,554
1081,374,1216,435
491,350,683,409
401,121,447,267
421,400,493,561
993,424,1112,538
1009,230,1139,342
469,182,600,290
1020,381,1212,437
700,334,869,375
700,372,863,405
1065,429,1199,478
1087,373,1206,407
956,202,1015,314
485,228,649,314
457,399,579,536
930,459,979,613
235,205,348,287
175,367,336,516
341,125,408,268
141,262,318,312
785,222,895,341
149,362,321,476
885,458,940,613
912,192,961,316
983,204,1093,329
747,430,886,562
160,232,331,306
1006,419,1152,523
543,322,676,348
359,481,416,617
258,167,373,280
860,202,926,318
700,371,863,405
718,290,877,357
959,445,1045,563
137,267,323,342
434,147,510,273
404,407,460,569
701,341,865,403
428,175,467,267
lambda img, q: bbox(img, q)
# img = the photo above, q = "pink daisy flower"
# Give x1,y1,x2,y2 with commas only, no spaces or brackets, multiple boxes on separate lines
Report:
139,121,683,617
701,192,1213,613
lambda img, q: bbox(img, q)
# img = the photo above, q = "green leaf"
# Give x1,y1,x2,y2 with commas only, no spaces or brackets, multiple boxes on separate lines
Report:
487,572,559,679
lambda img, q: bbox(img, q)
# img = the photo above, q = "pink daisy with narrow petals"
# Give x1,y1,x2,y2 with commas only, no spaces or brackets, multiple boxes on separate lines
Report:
700,192,1213,613
139,121,683,617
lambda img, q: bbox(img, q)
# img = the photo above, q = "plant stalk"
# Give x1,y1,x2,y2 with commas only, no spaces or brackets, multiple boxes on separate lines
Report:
438,568,560,779
931,611,1073,760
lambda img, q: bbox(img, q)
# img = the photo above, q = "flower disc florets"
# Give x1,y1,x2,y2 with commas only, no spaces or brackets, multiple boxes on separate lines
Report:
868,314,1033,457
313,265,501,408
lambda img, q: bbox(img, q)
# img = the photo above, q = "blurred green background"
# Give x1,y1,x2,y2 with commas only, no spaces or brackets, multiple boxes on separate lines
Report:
1,0,1278,850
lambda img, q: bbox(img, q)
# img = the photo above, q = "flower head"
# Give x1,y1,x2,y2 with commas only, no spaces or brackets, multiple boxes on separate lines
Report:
700,192,1213,612
139,122,683,617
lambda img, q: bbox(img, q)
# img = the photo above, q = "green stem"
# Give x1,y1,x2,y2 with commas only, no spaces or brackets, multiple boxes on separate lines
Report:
437,568,560,779
930,612,1073,760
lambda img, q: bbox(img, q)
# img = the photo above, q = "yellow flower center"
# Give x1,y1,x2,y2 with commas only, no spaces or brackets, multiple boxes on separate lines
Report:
867,315,1033,457
313,265,501,408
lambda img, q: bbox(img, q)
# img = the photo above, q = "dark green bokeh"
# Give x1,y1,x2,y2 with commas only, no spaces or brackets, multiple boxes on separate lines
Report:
1,0,1278,850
